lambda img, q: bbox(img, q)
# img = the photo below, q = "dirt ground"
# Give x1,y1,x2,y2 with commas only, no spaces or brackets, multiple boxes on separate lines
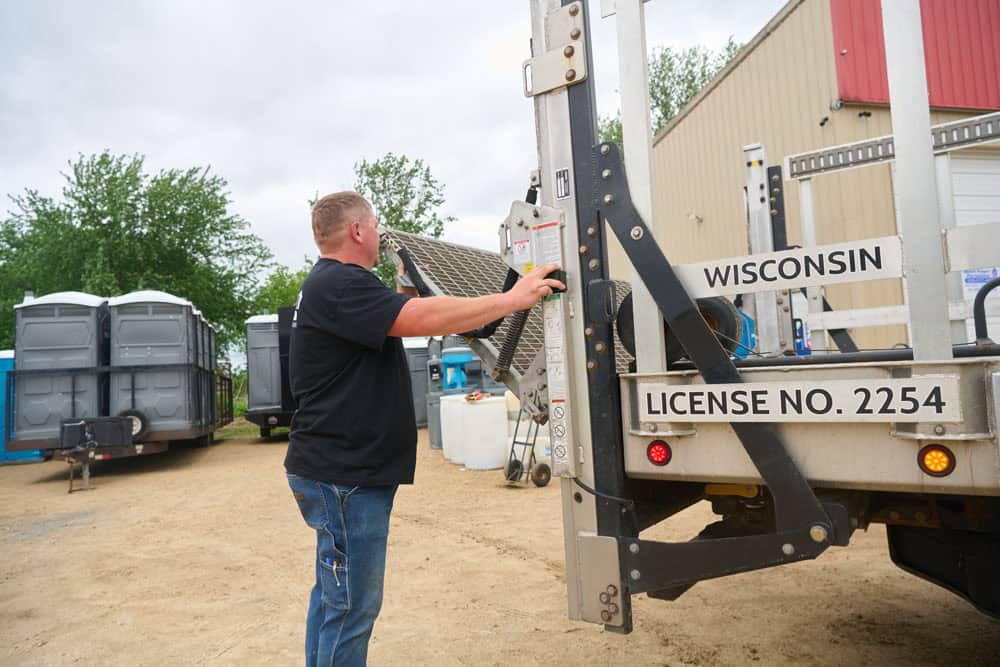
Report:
1,427,997,666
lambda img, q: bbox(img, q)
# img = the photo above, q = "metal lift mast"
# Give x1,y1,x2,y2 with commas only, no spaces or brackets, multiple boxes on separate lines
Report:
384,0,1000,632
518,0,1000,631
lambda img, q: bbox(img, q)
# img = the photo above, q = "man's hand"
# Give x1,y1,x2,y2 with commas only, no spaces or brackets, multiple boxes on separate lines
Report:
508,263,566,311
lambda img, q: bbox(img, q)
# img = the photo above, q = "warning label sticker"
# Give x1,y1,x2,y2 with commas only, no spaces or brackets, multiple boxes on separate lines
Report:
531,221,562,267
512,238,531,274
555,168,571,199
543,296,567,397
512,239,530,263
638,377,962,423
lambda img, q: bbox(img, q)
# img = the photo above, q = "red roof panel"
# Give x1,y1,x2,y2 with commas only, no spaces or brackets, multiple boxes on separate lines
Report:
830,0,1000,110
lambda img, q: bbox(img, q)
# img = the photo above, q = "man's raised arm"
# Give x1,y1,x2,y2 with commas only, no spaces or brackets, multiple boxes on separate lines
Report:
387,263,564,338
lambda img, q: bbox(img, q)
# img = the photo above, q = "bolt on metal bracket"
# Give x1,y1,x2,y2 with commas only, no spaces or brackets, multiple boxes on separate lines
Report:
522,1,588,97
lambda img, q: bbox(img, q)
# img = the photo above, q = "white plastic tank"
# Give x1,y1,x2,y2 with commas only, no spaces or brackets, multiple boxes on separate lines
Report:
461,395,508,470
440,394,467,463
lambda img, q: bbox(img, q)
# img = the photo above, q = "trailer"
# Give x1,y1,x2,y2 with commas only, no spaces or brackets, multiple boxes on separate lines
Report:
383,0,1000,632
5,290,234,479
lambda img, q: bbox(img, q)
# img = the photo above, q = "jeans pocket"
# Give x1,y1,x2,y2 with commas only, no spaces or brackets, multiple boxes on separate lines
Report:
287,475,327,530
319,555,350,610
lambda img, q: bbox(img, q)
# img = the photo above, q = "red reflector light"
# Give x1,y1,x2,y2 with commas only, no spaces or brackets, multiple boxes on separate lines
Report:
646,440,671,466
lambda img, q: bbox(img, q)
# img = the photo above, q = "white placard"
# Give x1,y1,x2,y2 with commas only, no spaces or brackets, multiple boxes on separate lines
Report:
638,377,962,423
531,221,562,266
534,218,573,476
674,236,903,298
512,239,531,262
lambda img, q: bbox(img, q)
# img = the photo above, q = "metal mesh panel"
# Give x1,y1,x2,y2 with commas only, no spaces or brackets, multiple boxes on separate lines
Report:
382,230,634,375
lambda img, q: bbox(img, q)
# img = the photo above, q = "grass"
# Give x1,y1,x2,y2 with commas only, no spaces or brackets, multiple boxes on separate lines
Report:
214,418,290,442
215,419,260,441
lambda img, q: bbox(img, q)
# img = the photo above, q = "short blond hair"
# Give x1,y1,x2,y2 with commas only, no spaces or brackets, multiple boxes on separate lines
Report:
311,191,371,247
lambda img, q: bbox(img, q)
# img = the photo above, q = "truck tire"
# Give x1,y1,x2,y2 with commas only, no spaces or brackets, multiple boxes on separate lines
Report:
118,409,150,442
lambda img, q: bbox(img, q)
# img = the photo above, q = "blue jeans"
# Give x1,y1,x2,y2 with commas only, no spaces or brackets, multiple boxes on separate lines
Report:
287,473,398,667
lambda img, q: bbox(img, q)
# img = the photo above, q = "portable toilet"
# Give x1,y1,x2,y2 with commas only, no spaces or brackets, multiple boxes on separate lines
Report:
9,292,108,451
427,337,473,450
1,350,43,462
426,391,443,449
107,290,207,441
441,346,474,391
426,352,443,450
244,308,296,437
192,311,215,429
208,317,218,421
403,337,429,428
245,314,282,435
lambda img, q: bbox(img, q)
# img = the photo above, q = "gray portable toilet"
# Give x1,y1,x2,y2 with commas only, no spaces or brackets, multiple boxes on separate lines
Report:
193,310,215,428
107,290,206,441
426,350,444,450
403,337,429,428
206,317,217,425
246,314,281,416
10,292,108,450
426,392,442,449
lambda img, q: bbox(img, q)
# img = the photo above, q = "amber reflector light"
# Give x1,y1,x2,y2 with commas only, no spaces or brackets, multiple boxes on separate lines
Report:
918,444,955,477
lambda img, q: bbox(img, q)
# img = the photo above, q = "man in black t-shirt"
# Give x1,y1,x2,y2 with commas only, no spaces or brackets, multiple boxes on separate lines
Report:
286,191,563,666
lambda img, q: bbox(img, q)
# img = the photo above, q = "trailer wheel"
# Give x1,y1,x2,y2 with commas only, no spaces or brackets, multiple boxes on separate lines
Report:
531,462,552,487
260,427,272,439
118,409,150,442
505,459,523,482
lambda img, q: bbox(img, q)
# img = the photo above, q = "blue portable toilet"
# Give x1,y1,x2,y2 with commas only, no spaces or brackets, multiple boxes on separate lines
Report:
1,350,43,463
441,347,475,391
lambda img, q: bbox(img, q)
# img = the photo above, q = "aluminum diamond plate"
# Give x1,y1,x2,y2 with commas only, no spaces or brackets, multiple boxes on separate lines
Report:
382,230,633,376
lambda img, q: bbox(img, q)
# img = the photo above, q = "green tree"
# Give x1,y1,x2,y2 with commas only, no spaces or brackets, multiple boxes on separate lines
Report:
598,112,624,152
599,37,742,148
353,153,454,286
0,151,272,350
252,258,314,315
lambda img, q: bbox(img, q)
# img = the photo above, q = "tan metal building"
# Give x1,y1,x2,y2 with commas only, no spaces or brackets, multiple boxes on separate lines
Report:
625,0,1000,350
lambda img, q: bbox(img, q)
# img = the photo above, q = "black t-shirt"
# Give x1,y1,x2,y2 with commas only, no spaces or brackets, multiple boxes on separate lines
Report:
284,258,416,485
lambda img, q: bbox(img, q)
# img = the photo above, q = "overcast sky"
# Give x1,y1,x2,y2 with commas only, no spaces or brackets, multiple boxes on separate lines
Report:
1,0,784,274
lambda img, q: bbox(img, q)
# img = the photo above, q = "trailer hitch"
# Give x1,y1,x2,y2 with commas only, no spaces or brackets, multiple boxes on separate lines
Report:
593,142,853,594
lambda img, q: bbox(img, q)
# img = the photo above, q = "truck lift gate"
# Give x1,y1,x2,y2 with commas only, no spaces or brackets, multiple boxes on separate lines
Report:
384,0,1000,631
